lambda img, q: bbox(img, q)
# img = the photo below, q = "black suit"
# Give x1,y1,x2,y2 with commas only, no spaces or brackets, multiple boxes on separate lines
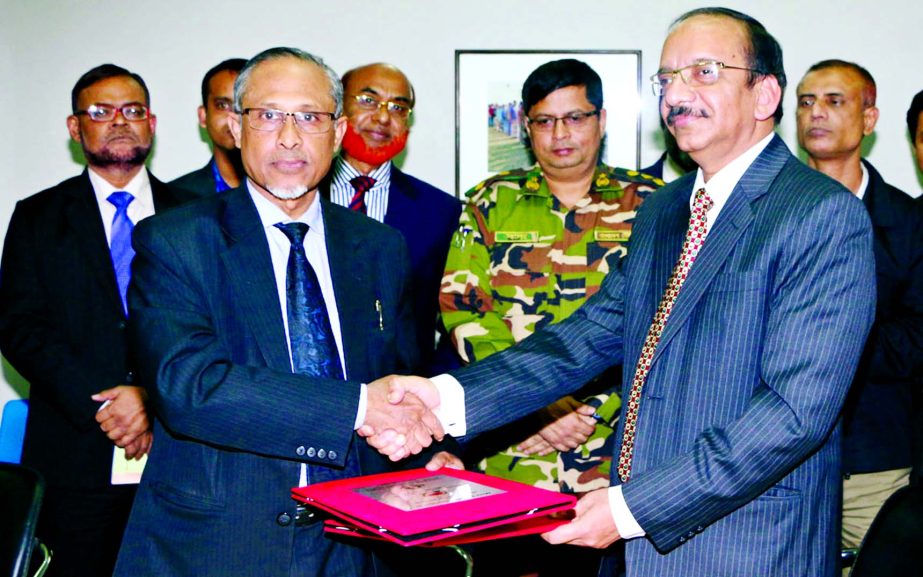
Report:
0,169,192,576
842,160,923,474
170,159,219,197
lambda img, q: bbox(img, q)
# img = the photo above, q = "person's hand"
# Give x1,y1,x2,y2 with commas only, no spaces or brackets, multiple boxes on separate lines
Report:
122,429,153,460
92,385,151,449
359,375,444,461
518,396,596,455
425,451,464,471
542,488,621,548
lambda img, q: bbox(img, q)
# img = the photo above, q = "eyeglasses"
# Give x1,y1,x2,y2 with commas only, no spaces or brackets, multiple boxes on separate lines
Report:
75,103,150,122
350,94,413,119
526,110,599,132
241,108,337,134
650,60,766,96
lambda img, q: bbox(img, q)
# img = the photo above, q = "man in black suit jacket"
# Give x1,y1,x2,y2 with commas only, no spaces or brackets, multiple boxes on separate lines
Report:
323,63,461,374
171,58,247,196
797,59,923,549
0,64,193,577
113,48,445,577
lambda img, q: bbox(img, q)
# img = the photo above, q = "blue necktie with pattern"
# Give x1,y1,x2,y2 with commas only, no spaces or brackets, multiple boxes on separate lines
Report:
274,223,344,379
107,191,135,315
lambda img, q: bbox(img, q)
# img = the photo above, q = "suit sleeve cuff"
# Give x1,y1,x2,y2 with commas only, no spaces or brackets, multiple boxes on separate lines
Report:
609,485,645,539
430,373,466,437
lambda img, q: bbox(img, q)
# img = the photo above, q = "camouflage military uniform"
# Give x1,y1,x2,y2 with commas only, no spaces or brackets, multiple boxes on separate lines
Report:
441,163,661,492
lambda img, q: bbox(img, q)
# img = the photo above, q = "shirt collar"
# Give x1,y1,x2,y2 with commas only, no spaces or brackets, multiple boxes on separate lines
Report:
246,180,324,235
88,166,153,210
855,161,869,201
691,131,775,215
335,156,392,183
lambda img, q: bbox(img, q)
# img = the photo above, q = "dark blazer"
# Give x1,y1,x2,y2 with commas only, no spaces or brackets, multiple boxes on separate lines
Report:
452,137,877,577
114,188,419,576
169,160,215,197
0,170,190,489
323,164,461,374
841,160,923,474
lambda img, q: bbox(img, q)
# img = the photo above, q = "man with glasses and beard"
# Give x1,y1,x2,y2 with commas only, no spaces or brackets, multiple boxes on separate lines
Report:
324,63,461,375
0,64,193,577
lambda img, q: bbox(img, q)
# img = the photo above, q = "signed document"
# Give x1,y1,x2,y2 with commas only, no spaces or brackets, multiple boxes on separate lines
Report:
291,468,576,547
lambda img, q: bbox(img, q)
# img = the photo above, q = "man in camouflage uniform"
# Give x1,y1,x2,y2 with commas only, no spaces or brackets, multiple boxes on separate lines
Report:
440,59,661,576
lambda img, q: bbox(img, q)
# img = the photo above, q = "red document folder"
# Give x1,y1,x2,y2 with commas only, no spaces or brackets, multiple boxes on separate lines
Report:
291,468,576,547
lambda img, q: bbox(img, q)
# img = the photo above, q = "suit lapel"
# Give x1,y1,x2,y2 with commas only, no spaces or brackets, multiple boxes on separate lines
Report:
652,136,789,362
382,167,416,230
321,198,368,380
64,171,125,316
218,188,291,372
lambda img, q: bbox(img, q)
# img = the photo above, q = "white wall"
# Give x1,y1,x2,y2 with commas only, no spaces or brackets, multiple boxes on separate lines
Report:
2,0,921,412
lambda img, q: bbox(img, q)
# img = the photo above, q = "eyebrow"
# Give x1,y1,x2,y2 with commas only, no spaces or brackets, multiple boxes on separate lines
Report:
358,86,412,104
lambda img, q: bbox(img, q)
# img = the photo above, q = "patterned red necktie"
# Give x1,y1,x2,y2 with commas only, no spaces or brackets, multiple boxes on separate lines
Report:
348,176,376,214
617,188,714,482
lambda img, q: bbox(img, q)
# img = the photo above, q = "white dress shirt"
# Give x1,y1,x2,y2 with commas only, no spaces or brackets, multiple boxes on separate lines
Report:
88,167,155,242
431,131,779,539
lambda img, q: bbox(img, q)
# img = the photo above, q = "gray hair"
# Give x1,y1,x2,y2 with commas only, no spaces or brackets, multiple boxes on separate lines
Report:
233,47,343,116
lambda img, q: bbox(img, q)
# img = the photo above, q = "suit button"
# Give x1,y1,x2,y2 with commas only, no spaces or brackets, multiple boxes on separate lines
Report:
306,447,316,458
317,449,326,459
296,446,306,456
328,450,337,460
125,371,135,384
276,512,292,526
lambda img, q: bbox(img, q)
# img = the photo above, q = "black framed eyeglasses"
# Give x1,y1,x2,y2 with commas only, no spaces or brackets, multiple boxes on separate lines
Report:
75,103,150,122
241,108,337,134
526,110,599,132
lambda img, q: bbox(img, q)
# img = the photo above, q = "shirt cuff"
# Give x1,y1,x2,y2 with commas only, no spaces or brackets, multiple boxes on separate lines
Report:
354,383,368,430
608,485,645,539
429,373,466,437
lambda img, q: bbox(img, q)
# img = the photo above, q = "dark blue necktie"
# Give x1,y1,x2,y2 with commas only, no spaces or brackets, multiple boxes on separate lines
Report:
107,191,135,315
274,223,344,379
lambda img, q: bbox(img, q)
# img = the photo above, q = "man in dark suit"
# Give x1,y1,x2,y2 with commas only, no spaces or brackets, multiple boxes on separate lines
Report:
0,64,192,577
323,63,461,374
171,58,247,196
796,59,923,549
113,47,444,577
365,8,877,577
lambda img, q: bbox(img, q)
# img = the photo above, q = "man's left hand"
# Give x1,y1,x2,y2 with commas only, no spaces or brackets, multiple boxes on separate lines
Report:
542,488,621,548
92,385,151,449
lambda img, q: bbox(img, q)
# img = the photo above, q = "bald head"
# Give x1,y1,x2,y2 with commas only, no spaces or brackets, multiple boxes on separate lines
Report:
343,63,415,107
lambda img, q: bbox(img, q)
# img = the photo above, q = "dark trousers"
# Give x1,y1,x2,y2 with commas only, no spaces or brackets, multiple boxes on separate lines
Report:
38,484,136,577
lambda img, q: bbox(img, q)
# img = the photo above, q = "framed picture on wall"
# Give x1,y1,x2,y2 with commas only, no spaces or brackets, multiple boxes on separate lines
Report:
455,49,642,197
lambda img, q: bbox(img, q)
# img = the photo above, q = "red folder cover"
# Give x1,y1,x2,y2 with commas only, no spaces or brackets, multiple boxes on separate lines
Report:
291,468,576,547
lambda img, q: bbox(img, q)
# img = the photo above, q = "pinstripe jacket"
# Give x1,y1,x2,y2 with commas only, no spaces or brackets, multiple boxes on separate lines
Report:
452,136,876,577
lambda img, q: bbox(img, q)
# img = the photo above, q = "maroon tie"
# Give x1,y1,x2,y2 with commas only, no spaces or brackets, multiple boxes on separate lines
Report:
348,176,376,214
616,188,713,482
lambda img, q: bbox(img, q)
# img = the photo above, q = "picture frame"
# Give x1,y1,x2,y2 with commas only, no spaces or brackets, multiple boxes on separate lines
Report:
455,50,642,197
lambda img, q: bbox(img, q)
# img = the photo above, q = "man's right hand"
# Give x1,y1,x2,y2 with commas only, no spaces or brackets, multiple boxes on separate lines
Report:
360,376,444,461
359,375,443,460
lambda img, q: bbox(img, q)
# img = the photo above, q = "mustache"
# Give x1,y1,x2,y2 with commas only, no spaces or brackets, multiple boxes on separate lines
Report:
666,106,708,125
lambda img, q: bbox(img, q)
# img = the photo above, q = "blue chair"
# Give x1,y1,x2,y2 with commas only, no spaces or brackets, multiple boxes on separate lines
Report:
0,400,28,464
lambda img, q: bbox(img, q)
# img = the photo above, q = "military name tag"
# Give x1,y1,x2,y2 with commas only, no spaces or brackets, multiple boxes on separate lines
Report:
595,230,631,242
495,231,539,243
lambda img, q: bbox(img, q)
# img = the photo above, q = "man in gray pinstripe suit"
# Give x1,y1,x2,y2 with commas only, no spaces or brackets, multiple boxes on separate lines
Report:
363,7,876,577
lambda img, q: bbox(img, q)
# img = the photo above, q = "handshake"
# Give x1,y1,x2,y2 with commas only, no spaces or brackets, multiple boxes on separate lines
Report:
359,375,445,461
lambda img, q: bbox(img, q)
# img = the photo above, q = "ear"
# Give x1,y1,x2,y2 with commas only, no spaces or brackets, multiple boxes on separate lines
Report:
598,108,607,134
66,115,81,143
148,113,157,136
752,74,782,123
198,105,207,129
862,105,880,136
229,112,242,149
333,115,348,151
